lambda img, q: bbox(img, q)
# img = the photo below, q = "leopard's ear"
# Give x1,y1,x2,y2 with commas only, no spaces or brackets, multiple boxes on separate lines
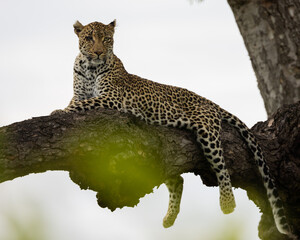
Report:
73,21,84,36
109,19,116,29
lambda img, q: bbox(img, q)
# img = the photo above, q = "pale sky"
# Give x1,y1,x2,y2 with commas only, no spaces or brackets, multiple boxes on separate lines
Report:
0,0,267,239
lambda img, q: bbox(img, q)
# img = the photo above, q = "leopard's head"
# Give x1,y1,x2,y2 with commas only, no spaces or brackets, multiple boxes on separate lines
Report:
73,20,116,63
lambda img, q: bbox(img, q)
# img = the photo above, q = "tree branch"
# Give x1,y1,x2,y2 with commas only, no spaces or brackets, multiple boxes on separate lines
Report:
0,102,299,239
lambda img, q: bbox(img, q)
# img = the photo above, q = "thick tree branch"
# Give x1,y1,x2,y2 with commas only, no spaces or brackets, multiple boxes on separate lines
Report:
0,102,299,239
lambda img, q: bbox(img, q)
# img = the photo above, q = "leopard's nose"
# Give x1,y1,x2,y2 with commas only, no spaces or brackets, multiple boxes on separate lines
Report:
94,50,103,56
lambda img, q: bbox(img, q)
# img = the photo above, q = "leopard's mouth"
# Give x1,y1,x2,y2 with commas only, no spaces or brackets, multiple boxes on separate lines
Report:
81,49,109,64
92,53,106,61
88,55,107,66
84,53,103,62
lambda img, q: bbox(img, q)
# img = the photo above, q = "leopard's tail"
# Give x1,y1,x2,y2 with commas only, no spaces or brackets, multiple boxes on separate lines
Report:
220,108,295,238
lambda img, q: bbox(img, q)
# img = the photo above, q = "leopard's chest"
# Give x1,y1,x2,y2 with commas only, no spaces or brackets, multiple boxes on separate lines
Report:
81,66,104,98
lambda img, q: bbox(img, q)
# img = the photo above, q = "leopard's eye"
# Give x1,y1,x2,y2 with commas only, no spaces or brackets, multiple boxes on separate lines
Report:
85,36,93,41
104,37,111,43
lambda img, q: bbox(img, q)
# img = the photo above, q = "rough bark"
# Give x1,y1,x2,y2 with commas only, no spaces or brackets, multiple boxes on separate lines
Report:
228,0,300,117
0,102,299,239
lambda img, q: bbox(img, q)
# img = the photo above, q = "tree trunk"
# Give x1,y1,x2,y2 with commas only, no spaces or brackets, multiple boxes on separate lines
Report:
227,0,300,117
0,102,299,239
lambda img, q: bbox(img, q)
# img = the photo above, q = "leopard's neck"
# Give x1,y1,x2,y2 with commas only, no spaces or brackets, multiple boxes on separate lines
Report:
76,53,126,76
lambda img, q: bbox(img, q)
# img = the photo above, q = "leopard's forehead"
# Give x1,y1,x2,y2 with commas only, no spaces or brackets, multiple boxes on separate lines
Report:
82,22,113,35
87,22,107,30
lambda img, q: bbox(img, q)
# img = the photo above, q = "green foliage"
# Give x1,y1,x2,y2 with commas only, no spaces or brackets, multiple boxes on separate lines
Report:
210,222,244,240
188,0,204,4
68,125,165,210
0,201,48,240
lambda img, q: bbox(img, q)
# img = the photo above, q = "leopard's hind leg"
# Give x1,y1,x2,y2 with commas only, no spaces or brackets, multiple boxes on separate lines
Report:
193,115,236,214
163,176,184,228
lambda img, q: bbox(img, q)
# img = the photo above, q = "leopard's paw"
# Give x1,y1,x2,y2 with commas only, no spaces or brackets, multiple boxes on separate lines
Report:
50,109,66,115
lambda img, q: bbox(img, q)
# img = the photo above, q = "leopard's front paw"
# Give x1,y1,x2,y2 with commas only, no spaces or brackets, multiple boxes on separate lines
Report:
50,109,66,115
163,210,179,228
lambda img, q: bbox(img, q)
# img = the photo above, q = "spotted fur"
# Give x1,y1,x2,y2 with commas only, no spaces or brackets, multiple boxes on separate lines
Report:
54,20,295,238
163,176,184,228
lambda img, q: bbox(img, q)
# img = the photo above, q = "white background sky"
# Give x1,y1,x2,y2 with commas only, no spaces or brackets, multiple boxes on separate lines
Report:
0,0,267,239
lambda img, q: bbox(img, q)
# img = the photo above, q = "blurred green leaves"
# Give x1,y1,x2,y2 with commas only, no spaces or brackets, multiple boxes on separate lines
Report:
68,124,165,211
209,219,244,240
0,200,48,240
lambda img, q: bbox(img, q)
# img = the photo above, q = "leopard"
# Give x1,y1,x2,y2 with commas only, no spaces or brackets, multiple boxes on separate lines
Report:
53,20,295,238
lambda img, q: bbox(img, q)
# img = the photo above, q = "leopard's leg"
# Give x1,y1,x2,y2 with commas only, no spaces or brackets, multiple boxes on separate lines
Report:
60,94,122,113
163,175,184,228
196,126,236,214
